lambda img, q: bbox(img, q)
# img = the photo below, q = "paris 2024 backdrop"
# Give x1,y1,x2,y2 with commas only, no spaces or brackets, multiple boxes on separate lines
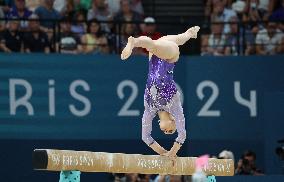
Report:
0,54,283,181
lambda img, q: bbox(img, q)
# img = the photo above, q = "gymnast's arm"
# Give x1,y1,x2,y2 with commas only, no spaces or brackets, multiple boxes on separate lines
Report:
168,115,186,157
142,122,167,155
150,142,168,155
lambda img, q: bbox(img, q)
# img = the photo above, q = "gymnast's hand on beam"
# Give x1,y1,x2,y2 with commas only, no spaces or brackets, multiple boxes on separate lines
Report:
161,151,177,158
168,142,181,157
161,151,177,167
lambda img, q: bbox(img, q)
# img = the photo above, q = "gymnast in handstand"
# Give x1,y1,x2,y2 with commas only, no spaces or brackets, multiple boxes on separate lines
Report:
121,26,200,158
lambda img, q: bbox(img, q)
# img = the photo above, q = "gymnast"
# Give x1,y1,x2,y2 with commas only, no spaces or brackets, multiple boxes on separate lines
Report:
121,26,200,158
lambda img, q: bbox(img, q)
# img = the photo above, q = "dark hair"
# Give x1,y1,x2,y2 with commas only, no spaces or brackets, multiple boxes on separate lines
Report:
87,18,103,37
121,23,137,36
243,150,256,160
273,0,284,11
120,0,132,6
75,9,86,20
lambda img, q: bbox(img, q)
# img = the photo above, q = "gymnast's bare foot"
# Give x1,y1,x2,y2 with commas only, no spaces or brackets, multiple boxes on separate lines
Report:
121,36,135,60
186,26,200,39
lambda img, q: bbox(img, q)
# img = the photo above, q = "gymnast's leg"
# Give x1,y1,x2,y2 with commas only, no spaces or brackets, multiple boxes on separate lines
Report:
159,26,200,46
121,36,180,62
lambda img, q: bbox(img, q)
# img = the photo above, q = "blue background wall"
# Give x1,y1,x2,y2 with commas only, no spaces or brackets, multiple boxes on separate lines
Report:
0,54,283,181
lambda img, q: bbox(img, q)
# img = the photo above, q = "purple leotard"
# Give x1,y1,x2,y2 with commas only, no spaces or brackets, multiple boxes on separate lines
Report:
142,55,186,146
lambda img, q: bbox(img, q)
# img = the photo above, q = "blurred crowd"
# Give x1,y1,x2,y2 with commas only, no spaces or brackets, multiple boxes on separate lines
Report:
0,0,162,54
109,173,187,182
0,0,284,55
109,149,264,182
202,0,284,56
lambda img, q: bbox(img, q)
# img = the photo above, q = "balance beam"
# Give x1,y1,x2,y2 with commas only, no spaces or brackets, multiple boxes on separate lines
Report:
32,149,234,176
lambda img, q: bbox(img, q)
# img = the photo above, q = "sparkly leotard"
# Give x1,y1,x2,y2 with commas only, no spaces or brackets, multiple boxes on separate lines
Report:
142,55,186,146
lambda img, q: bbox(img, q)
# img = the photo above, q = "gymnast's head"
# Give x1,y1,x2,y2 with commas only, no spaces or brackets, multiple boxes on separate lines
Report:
158,111,176,134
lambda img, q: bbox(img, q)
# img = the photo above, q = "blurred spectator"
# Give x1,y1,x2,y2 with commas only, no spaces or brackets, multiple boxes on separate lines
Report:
114,0,143,40
107,0,143,15
242,0,262,28
224,16,255,55
270,0,284,21
0,17,23,52
231,0,247,22
139,174,153,182
7,0,32,18
60,0,76,18
139,17,162,54
107,0,120,15
154,175,182,182
87,0,112,32
125,173,139,182
71,10,87,37
232,0,260,47
205,0,235,16
231,1,260,53
118,23,137,49
154,175,170,182
81,18,109,54
205,0,214,22
23,14,50,53
224,16,240,55
34,0,61,30
223,0,234,8
81,0,92,10
54,0,65,14
201,34,210,55
140,17,162,39
202,17,226,56
26,0,42,12
7,0,32,29
0,0,13,13
218,149,235,162
258,0,276,20
211,0,236,33
114,0,142,22
0,7,5,31
255,21,284,55
73,0,91,11
109,173,126,181
58,17,81,54
87,0,111,20
130,0,144,15
235,150,264,175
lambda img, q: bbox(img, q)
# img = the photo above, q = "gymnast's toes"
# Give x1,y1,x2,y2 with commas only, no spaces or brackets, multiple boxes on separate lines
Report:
193,26,200,32
121,49,131,60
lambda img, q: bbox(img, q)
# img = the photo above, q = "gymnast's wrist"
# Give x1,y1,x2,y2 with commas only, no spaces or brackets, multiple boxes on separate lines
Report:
149,142,167,155
174,141,183,146
148,140,155,146
170,142,182,154
160,148,168,155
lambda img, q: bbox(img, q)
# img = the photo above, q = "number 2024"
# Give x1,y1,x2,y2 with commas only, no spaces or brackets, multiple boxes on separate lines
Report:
117,80,257,117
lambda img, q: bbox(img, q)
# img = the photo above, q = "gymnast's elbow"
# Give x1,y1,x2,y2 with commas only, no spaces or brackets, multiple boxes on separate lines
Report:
176,130,186,145
142,133,154,146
